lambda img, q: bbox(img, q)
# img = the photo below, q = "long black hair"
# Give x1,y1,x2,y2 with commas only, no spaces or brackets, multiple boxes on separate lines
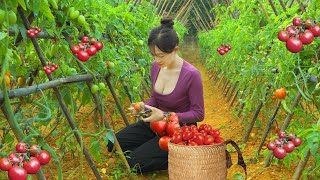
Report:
148,17,179,54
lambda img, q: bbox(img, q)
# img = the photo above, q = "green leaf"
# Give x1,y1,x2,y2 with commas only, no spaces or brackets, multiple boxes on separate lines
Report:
40,0,55,21
17,0,27,10
90,139,102,162
31,0,41,17
81,87,92,106
283,155,291,167
105,129,114,144
0,32,7,41
281,100,292,114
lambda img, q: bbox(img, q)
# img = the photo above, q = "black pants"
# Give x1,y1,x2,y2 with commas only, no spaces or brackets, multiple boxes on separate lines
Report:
107,120,168,173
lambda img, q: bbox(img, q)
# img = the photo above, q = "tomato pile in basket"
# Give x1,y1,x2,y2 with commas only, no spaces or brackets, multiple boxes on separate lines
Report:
150,117,225,151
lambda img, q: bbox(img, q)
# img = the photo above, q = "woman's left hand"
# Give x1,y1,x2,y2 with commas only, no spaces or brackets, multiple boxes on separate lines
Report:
141,105,164,122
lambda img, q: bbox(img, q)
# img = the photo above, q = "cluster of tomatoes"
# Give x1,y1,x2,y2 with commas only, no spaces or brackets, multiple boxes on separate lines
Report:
272,88,286,100
149,112,180,151
278,17,320,53
267,131,302,159
216,44,232,55
0,142,51,180
26,26,42,38
42,62,58,75
71,36,104,62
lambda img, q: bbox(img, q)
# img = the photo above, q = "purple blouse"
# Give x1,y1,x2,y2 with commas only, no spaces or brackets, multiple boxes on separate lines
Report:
144,60,204,124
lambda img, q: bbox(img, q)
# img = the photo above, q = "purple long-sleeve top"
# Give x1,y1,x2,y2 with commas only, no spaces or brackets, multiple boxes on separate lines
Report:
144,60,204,124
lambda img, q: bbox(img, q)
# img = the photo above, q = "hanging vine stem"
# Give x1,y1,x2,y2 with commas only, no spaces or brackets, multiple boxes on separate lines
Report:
17,6,102,179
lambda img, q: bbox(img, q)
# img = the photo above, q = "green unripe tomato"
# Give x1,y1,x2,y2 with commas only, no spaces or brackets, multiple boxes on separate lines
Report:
69,10,80,20
77,15,86,25
91,85,99,94
137,40,144,46
98,82,106,89
8,11,17,25
68,7,75,16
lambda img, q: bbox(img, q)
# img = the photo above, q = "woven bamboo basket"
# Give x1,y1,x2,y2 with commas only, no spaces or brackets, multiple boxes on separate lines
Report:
168,139,247,180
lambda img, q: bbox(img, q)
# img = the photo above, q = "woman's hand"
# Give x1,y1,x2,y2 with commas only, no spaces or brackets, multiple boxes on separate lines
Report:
141,105,164,123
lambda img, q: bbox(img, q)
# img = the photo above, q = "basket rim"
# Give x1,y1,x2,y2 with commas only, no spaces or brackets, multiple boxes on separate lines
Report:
168,141,225,148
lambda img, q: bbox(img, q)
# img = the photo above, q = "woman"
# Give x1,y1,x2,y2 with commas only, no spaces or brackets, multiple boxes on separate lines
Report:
108,17,204,173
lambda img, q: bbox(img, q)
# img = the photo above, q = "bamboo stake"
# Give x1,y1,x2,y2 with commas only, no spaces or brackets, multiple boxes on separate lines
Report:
296,0,305,12
175,0,193,20
199,0,214,27
288,0,295,7
181,4,192,25
191,18,201,31
259,0,270,19
292,147,311,179
167,0,178,16
193,3,211,30
243,100,264,143
268,0,278,16
159,0,169,15
192,4,209,31
279,0,287,11
162,0,172,16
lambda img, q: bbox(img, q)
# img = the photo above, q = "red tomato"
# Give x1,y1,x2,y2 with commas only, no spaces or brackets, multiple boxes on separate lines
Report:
187,140,198,146
16,142,28,153
204,135,215,145
198,124,207,131
159,136,171,151
181,126,190,132
166,122,180,136
23,157,41,174
8,152,22,165
168,112,179,123
171,133,183,144
8,166,28,180
182,131,194,141
273,147,287,159
193,133,205,145
275,88,286,99
199,130,207,137
214,137,225,144
0,158,12,171
36,150,51,165
150,119,167,135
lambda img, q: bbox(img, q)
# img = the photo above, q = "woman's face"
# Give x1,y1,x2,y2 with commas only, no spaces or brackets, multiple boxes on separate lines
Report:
150,45,178,68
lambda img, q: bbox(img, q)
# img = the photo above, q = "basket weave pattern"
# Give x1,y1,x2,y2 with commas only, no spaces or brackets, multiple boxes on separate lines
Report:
168,142,227,180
